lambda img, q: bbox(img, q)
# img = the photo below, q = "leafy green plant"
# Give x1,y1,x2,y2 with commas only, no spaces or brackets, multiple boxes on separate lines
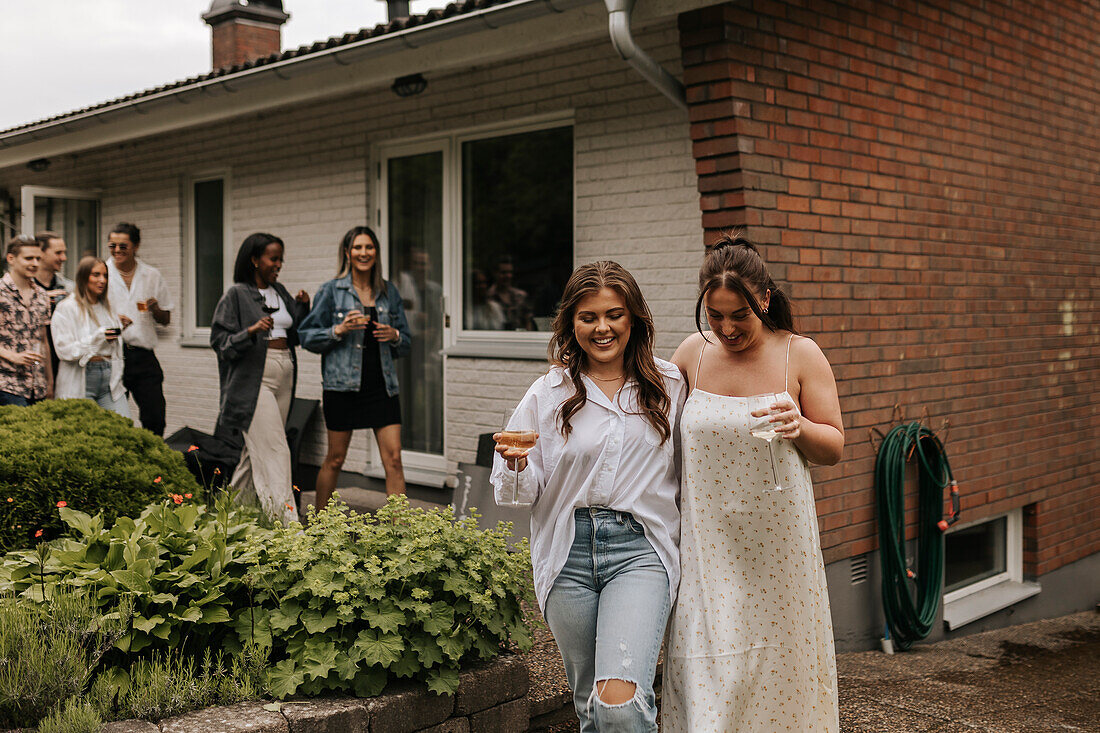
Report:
248,495,534,697
0,399,200,551
0,494,270,664
0,587,128,729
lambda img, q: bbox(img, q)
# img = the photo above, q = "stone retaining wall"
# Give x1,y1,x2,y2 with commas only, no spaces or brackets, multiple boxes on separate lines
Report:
98,656,530,733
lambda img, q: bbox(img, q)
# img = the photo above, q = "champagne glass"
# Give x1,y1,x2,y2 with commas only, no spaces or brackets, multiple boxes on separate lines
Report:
499,408,537,506
747,394,784,492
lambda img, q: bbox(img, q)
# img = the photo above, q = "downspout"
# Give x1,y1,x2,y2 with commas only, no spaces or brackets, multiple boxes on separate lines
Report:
603,0,687,110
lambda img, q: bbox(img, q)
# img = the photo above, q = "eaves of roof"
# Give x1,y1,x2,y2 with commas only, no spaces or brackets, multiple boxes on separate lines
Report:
0,0,587,144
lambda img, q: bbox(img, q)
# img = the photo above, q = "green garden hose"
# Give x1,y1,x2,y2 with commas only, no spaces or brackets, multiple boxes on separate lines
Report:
874,421,958,651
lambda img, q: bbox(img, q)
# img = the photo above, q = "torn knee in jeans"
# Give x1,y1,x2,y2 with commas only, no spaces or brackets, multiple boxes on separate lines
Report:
595,678,638,706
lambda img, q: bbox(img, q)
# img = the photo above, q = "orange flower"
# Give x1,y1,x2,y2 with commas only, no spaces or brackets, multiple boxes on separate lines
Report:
153,476,162,484
184,493,193,499
5,497,12,503
34,529,43,538
172,494,183,505
187,445,199,452
292,485,300,492
285,503,294,510
56,500,67,508
213,468,221,476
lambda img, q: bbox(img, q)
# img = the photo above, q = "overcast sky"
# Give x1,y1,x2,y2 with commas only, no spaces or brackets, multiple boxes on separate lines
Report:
0,0,437,130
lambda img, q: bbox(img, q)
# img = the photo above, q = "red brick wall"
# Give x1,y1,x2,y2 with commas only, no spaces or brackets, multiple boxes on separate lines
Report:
211,21,282,70
680,0,1100,573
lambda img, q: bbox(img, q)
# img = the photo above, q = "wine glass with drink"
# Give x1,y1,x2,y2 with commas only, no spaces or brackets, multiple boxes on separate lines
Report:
747,394,784,492
261,293,281,340
499,408,538,506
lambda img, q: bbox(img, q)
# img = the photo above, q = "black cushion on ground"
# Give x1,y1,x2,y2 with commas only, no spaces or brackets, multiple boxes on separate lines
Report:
165,426,239,491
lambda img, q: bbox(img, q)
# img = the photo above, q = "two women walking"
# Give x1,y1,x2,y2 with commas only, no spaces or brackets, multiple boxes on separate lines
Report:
494,232,844,732
211,227,410,525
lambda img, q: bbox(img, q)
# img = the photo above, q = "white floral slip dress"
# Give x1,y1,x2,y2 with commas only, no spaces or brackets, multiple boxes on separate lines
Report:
662,335,839,732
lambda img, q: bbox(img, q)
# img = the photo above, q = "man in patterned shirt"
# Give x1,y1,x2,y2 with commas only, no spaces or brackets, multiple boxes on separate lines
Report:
0,235,52,405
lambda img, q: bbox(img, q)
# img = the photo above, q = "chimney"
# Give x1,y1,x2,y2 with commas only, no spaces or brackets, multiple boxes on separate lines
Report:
380,0,410,21
202,0,290,70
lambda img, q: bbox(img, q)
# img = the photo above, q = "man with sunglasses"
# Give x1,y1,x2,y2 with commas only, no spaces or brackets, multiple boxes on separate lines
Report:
105,222,173,436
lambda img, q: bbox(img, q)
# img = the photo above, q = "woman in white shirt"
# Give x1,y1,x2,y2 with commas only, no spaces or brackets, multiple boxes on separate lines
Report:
492,261,687,733
51,256,131,417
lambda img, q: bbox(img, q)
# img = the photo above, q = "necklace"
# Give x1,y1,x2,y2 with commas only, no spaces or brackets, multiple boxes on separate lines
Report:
585,372,625,382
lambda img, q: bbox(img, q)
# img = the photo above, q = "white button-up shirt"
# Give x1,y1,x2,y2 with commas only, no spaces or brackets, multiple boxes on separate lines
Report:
106,259,173,350
492,358,688,611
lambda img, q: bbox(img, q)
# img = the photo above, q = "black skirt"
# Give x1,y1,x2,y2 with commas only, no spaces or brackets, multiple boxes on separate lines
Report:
322,309,401,432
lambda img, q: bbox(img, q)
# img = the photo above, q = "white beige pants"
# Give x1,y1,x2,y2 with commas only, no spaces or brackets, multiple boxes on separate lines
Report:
232,349,298,525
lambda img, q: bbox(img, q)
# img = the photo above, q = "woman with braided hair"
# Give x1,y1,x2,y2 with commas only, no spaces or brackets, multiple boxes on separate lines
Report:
662,232,844,732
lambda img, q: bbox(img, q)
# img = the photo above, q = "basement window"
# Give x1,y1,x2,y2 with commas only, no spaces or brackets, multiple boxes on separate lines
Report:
942,508,1040,629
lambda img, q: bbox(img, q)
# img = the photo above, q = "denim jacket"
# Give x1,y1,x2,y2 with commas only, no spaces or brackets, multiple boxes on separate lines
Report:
298,275,411,395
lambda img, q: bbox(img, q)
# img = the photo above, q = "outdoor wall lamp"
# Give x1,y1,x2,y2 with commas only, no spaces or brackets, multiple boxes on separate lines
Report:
392,73,427,97
26,158,50,172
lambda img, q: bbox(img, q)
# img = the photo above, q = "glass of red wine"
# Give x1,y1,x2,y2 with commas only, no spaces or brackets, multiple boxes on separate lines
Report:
261,294,280,340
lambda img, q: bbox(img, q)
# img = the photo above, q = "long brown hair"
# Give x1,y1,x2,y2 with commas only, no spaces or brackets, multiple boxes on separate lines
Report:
336,226,386,296
695,230,797,339
548,261,671,443
73,256,113,321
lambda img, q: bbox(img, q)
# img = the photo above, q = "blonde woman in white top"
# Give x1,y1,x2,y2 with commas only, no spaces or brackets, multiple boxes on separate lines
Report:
492,261,687,733
51,256,131,417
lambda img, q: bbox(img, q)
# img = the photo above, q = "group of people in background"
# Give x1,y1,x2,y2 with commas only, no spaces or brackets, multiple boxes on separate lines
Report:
492,233,843,732
0,224,170,432
1,224,412,527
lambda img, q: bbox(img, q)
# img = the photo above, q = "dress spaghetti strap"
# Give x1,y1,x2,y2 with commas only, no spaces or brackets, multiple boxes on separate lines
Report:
694,339,706,390
784,334,794,393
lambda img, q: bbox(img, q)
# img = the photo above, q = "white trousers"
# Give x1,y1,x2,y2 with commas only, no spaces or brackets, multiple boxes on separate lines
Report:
232,349,298,525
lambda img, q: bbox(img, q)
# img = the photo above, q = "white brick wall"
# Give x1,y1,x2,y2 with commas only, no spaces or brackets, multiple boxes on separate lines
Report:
0,20,702,479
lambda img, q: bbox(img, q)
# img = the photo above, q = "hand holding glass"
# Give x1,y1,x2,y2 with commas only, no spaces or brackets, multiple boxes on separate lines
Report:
335,309,370,336
747,394,784,492
260,294,281,340
497,409,537,507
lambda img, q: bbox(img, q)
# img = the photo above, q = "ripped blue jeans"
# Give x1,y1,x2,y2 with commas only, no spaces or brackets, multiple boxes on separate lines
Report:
544,508,670,733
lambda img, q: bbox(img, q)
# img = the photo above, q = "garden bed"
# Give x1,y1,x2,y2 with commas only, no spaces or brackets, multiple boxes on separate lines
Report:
90,654,529,733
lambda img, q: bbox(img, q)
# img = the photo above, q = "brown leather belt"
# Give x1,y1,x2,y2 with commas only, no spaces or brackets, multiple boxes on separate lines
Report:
267,338,289,350
89,356,109,363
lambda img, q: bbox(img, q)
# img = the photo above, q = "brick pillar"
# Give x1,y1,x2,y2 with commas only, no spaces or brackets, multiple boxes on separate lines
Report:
679,3,755,245
202,0,289,70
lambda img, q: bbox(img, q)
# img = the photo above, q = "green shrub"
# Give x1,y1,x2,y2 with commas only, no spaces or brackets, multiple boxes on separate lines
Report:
248,495,534,698
0,587,127,729
88,643,268,722
0,399,201,552
0,494,270,663
35,699,103,733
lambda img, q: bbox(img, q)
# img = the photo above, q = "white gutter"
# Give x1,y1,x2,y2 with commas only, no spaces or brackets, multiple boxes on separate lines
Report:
603,0,686,110
0,0,593,152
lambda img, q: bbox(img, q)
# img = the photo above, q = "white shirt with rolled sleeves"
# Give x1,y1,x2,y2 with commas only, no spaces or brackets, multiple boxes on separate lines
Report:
491,358,689,612
106,259,173,350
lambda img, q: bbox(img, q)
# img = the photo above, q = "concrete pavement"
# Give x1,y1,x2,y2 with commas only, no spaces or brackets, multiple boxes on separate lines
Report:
838,609,1099,732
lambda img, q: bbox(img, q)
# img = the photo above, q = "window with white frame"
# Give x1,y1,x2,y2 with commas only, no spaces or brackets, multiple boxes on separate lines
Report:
184,173,230,336
379,114,574,363
460,125,573,334
942,507,1040,629
944,510,1018,599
